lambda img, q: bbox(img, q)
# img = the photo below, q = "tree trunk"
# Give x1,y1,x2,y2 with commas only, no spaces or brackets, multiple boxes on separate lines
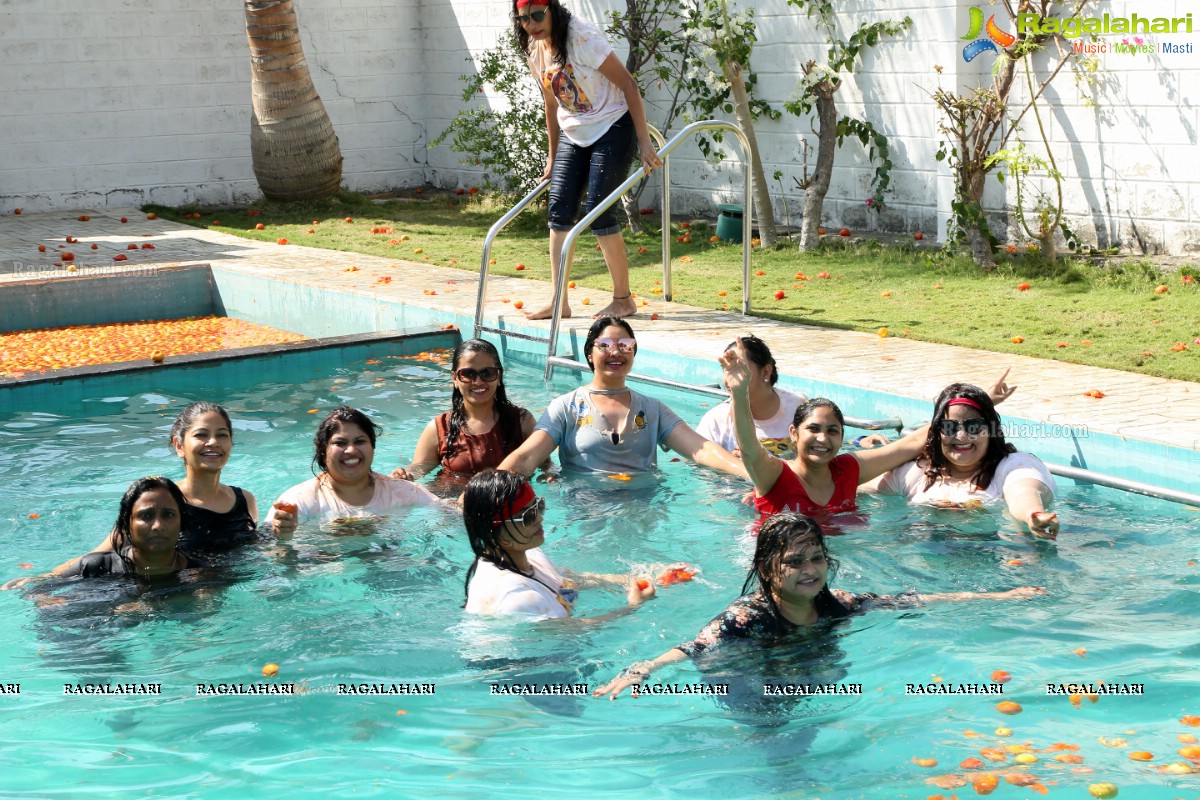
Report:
962,167,995,267
722,60,777,247
798,86,838,251
245,0,343,201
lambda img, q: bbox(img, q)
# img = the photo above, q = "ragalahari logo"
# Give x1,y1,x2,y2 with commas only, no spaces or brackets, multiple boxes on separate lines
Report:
962,6,1016,61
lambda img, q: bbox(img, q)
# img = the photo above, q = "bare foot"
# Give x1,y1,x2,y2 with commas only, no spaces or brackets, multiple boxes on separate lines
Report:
524,304,572,320
593,295,638,319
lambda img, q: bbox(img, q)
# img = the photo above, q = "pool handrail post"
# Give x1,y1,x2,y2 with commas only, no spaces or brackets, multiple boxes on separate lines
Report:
474,178,551,339
544,120,753,382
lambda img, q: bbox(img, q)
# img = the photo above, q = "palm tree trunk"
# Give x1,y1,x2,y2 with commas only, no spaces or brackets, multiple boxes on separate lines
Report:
245,0,343,200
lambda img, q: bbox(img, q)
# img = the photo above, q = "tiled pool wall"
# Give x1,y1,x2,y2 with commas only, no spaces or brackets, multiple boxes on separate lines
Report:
3,264,1196,496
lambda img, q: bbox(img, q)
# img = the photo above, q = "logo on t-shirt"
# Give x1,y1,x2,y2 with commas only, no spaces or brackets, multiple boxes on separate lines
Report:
544,64,593,114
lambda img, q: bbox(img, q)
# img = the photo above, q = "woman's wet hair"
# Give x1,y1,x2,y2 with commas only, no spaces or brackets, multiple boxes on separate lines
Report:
462,469,536,600
170,402,232,450
744,512,848,619
922,382,1015,492
512,0,572,66
445,339,525,465
792,398,845,430
110,476,189,564
724,335,778,386
312,407,382,475
583,316,636,371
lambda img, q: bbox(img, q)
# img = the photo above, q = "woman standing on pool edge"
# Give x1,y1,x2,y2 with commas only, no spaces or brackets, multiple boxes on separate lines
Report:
498,317,746,478
515,0,663,320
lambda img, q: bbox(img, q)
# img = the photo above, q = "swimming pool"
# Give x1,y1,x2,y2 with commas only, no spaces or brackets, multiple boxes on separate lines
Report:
1,346,1197,798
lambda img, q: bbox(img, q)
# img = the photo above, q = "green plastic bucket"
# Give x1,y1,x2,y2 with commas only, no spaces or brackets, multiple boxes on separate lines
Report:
715,203,744,243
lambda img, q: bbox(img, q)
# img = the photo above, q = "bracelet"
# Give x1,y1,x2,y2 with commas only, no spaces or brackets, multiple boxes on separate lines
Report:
618,665,649,680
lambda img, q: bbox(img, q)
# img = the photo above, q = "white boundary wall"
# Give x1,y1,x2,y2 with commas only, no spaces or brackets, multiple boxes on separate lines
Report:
1,0,1197,254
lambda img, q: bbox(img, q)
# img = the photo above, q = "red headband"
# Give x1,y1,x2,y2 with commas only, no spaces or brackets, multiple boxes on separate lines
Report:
494,481,537,524
516,0,533,7
947,397,982,410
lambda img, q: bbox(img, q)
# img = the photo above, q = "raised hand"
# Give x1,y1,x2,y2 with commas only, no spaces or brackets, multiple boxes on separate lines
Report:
987,367,1017,405
718,337,754,399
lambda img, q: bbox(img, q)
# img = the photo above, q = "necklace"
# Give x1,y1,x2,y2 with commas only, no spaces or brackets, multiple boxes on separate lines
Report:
587,387,629,396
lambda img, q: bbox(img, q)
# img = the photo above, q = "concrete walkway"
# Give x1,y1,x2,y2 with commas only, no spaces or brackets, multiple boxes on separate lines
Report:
3,207,1198,455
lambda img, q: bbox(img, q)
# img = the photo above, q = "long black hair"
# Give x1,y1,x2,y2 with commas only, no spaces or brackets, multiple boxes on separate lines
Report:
583,316,636,371
922,383,1015,492
312,407,382,476
743,512,848,620
445,339,525,464
110,476,189,570
462,469,536,600
512,0,572,66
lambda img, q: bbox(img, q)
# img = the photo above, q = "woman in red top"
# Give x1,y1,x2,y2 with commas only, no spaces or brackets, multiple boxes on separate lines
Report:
720,339,926,520
396,340,535,484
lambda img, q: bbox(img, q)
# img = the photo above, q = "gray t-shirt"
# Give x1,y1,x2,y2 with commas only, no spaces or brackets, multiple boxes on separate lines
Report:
535,387,684,474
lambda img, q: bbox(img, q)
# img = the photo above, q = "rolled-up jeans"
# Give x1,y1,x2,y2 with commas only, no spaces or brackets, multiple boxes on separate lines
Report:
547,112,635,237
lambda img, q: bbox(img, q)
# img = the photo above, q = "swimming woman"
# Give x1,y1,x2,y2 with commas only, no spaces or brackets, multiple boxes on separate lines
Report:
594,512,1045,699
395,339,536,482
871,382,1059,538
69,477,203,578
498,317,746,478
463,469,654,618
268,407,438,536
719,339,927,520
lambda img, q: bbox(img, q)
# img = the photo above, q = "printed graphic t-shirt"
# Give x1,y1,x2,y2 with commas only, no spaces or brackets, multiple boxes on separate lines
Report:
528,16,629,146
535,387,684,474
696,387,809,458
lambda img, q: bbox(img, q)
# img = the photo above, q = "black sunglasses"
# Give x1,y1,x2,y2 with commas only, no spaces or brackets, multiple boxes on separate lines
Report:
517,9,547,23
940,418,988,437
454,367,502,382
501,496,546,527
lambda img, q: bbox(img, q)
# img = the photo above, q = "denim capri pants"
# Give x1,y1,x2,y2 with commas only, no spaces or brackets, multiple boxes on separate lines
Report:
547,111,635,237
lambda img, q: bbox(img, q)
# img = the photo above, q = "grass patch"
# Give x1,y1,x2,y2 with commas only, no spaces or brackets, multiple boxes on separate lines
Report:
146,191,1200,382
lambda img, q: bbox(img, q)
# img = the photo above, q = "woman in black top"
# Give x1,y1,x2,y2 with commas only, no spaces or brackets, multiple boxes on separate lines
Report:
72,477,202,578
595,512,1045,699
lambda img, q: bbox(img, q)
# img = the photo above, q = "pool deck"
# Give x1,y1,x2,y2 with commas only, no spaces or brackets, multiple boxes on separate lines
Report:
2,207,1198,453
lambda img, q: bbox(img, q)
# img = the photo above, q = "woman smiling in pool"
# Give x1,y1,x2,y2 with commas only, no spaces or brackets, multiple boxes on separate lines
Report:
268,407,438,536
594,512,1046,699
497,317,746,479
872,382,1059,538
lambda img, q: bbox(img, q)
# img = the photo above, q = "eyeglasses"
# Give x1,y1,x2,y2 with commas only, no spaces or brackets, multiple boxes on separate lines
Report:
939,418,989,437
454,367,502,382
516,9,547,23
501,496,546,527
594,337,636,354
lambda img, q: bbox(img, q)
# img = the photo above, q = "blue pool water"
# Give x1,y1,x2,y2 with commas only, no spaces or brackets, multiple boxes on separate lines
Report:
1,349,1198,798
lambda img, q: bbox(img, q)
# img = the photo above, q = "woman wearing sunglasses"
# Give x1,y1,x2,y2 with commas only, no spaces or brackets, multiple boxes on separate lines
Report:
872,383,1059,539
395,339,535,483
512,0,662,321
464,469,655,618
498,317,746,478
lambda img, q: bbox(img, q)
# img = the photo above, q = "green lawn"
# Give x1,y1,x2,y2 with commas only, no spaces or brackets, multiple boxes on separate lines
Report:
147,191,1199,382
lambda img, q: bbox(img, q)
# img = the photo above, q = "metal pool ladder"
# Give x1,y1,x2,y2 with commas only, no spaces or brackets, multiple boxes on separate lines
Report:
472,120,754,364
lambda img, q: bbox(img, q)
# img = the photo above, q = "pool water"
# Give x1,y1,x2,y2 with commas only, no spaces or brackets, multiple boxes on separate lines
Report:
1,351,1198,798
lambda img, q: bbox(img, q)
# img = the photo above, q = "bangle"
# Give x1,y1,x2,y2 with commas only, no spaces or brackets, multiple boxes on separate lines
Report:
619,665,649,680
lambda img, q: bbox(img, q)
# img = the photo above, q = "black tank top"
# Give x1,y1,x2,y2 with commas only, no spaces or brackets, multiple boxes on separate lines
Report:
180,487,257,552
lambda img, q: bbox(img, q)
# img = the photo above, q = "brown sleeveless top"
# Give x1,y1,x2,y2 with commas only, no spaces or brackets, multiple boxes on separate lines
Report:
434,409,529,475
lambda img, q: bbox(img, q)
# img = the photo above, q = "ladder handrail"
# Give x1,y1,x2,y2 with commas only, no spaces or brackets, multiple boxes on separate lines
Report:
473,127,667,339
544,119,753,381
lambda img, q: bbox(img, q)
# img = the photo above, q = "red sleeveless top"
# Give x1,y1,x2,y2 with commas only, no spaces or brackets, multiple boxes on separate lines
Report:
434,409,528,475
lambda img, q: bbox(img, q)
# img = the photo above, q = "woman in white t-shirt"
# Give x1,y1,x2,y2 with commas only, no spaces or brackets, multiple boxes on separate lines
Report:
463,469,654,619
513,0,663,321
267,407,438,535
873,383,1059,539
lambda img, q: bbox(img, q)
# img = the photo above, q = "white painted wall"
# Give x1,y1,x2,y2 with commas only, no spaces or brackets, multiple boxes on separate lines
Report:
2,0,1196,255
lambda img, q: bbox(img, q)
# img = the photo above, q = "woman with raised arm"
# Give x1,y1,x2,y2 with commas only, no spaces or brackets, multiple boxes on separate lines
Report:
513,0,662,320
497,317,746,480
594,512,1045,699
719,339,927,520
873,382,1059,539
